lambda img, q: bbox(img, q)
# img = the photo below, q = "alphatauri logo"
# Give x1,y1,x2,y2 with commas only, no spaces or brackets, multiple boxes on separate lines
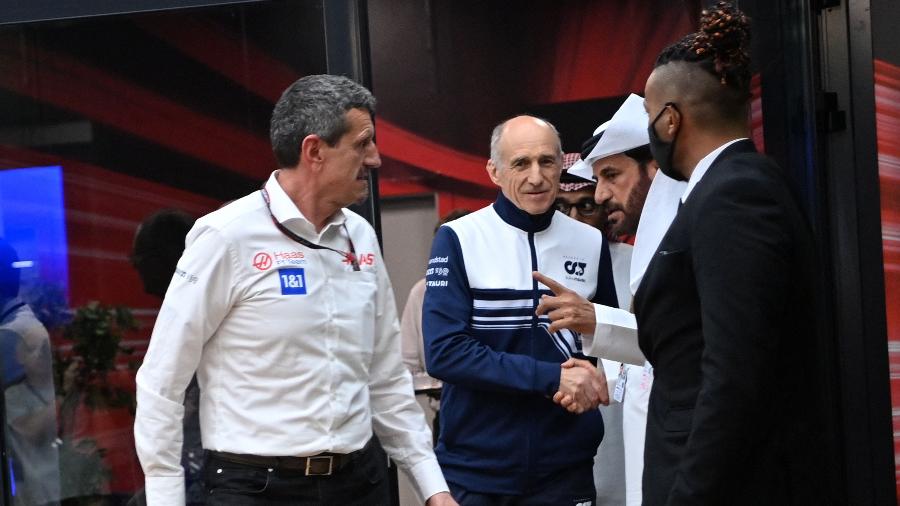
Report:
564,260,586,276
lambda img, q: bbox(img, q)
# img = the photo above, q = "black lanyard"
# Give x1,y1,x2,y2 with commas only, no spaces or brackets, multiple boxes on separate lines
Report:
260,188,360,271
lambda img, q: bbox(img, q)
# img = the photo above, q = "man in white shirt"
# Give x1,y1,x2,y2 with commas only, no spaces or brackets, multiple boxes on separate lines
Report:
536,94,687,506
1,239,61,506
134,74,455,506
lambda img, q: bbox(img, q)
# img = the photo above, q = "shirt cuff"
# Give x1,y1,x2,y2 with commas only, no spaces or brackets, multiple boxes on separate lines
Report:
586,304,609,356
591,304,638,355
145,475,186,506
406,456,449,502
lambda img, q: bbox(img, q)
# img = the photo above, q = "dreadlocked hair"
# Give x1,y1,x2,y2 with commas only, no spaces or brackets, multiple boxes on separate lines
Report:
655,2,751,92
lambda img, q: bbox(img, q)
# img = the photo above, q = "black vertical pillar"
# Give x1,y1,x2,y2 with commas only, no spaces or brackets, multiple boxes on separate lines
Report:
323,0,382,248
322,3,396,505
818,0,895,503
744,0,895,503
741,0,894,503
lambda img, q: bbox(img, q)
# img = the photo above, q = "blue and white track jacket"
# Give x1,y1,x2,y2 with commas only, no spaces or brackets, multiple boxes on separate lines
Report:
423,192,618,493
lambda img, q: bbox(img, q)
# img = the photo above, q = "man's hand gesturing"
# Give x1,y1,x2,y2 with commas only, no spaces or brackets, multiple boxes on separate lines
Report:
533,271,596,335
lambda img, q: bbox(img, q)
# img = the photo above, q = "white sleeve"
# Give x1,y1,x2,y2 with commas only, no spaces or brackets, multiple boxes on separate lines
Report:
599,358,621,403
582,304,646,366
134,225,239,506
399,279,429,388
368,249,448,502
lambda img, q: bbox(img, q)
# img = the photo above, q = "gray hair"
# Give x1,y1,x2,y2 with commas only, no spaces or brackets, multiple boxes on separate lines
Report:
489,115,563,169
270,74,376,168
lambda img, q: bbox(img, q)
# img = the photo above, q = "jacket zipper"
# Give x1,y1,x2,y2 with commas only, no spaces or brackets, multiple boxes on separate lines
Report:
527,230,538,483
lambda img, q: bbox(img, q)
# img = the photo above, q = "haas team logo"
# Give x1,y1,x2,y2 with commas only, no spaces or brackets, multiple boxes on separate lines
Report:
564,260,586,276
345,253,376,266
252,252,272,271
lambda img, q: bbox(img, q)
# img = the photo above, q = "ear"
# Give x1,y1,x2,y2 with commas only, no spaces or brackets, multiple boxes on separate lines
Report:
486,159,502,186
666,107,682,137
300,134,325,170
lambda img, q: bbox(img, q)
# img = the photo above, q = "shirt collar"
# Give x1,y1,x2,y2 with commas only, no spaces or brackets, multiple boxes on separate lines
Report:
492,191,555,233
681,138,749,203
264,170,347,239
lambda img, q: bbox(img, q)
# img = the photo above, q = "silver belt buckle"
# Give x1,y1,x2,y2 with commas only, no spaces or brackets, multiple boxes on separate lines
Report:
305,455,334,476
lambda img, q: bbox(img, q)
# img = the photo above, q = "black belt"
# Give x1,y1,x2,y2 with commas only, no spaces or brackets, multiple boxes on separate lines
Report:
209,439,371,476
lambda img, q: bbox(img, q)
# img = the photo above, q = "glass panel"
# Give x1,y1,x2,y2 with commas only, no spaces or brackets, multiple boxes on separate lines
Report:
0,1,326,503
371,0,703,308
367,3,782,505
872,0,900,498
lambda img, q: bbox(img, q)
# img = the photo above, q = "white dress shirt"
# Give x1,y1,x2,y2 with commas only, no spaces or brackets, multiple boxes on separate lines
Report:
681,138,748,203
630,172,688,295
590,244,647,506
585,172,688,365
1,299,60,505
135,171,447,505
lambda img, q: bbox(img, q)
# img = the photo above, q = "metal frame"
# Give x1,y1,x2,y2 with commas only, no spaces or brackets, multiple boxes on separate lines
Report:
324,0,383,245
745,0,846,501
739,0,894,502
0,0,390,503
0,0,262,25
818,1,896,503
6,1,895,504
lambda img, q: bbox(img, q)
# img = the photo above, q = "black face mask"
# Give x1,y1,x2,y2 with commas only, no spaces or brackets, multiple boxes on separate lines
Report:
648,102,686,181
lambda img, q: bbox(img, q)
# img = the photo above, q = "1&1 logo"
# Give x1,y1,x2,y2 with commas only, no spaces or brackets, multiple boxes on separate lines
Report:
278,268,307,295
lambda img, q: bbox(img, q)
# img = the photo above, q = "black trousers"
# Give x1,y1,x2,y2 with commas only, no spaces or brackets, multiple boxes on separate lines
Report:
204,441,391,506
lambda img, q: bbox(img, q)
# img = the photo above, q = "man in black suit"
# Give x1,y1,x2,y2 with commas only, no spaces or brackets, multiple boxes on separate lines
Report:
634,2,827,504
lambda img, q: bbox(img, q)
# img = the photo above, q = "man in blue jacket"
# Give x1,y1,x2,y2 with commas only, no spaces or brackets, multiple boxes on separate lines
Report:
423,115,619,505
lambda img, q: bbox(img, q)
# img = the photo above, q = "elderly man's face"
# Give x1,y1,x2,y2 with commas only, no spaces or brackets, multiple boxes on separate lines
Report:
592,152,653,237
487,117,562,215
320,108,382,206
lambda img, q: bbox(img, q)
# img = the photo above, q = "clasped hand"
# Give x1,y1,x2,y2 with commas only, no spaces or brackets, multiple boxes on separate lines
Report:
555,358,609,413
532,270,608,413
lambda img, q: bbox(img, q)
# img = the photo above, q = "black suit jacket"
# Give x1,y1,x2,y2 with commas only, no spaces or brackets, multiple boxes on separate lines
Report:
634,140,828,505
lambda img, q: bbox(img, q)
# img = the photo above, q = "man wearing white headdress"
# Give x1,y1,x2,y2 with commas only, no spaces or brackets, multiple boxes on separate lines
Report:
556,152,626,506
534,94,687,506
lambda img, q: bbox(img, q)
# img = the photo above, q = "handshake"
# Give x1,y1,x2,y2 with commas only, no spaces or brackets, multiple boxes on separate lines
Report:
555,358,609,414
531,270,610,414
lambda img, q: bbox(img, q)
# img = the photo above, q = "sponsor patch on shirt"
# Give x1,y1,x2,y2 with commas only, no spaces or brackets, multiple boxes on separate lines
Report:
273,250,307,267
174,268,199,284
252,252,273,271
562,255,587,283
344,252,376,267
278,268,307,295
425,266,450,277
